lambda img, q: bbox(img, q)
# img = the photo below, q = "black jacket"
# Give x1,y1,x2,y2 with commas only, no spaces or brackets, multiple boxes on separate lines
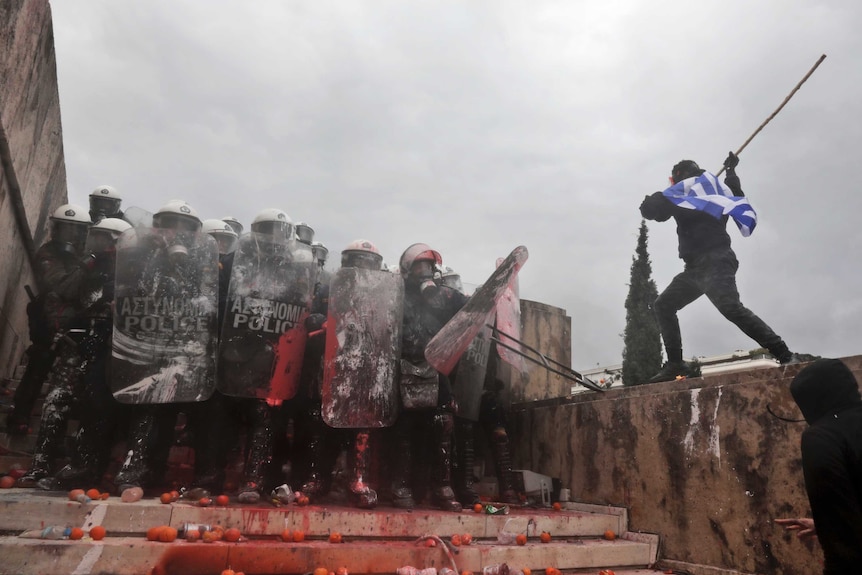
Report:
640,172,744,263
790,359,862,574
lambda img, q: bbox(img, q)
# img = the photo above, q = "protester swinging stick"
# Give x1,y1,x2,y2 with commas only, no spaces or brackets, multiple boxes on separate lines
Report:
716,54,827,176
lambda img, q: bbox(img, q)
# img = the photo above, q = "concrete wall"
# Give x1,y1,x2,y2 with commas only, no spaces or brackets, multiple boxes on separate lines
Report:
0,0,67,378
508,357,861,575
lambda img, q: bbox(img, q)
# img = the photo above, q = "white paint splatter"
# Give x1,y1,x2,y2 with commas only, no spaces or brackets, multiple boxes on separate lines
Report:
683,388,701,456
683,387,722,465
708,387,722,465
71,545,104,575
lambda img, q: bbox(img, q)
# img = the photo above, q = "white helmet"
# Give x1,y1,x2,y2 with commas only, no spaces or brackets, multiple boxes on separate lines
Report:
202,218,239,255
86,218,132,253
152,200,201,231
311,241,328,265
251,208,293,240
399,243,442,277
50,203,91,250
440,266,464,293
341,239,383,271
222,216,243,235
295,221,314,245
89,185,123,221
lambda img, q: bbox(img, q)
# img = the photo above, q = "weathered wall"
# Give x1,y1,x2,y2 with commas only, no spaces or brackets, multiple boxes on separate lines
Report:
508,357,859,574
0,0,67,377
504,300,571,404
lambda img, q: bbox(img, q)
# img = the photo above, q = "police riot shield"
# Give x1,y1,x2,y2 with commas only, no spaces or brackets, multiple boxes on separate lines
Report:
122,206,153,228
111,228,219,403
217,234,316,400
452,319,493,422
322,268,404,428
494,256,525,372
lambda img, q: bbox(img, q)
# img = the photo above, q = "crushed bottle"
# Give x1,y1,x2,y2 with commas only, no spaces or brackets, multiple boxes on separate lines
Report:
19,526,72,539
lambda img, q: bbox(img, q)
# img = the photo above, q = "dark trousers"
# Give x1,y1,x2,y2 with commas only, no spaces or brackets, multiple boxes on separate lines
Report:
8,342,55,427
654,248,785,356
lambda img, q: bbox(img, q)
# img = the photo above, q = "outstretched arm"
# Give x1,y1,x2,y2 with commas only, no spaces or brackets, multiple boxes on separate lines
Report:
722,151,745,197
775,517,817,541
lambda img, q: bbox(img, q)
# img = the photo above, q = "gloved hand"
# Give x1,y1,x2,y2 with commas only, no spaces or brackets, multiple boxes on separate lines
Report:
304,313,326,332
723,151,739,171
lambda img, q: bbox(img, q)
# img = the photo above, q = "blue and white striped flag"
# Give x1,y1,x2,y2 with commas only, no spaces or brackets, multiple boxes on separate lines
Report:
661,171,757,237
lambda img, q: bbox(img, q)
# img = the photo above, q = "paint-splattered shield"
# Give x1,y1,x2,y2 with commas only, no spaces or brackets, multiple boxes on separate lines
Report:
322,267,404,428
494,257,524,371
452,321,493,421
111,227,219,404
217,234,316,400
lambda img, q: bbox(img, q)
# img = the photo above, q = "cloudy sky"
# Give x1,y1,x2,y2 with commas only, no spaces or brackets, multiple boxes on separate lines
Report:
49,1,862,370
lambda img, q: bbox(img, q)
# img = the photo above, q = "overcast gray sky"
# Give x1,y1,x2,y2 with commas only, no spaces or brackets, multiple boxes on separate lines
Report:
50,1,862,370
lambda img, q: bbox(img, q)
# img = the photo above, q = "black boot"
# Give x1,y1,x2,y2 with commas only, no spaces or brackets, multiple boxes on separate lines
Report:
299,404,331,501
647,361,692,384
431,411,462,512
239,401,273,504
491,427,520,505
389,419,415,509
113,408,161,493
453,418,480,507
348,430,377,509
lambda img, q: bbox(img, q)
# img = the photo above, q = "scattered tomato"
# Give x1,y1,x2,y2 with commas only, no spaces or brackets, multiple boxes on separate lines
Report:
473,503,483,513
99,492,110,500
461,571,474,575
297,495,310,506
159,493,173,504
198,497,212,507
223,528,241,542
158,526,178,542
68,489,86,501
598,570,616,575
545,569,561,575
450,534,462,547
540,531,551,543
170,490,180,502
425,538,436,547
86,488,101,500
185,529,200,542
552,502,562,511
603,530,616,541
202,530,219,543
221,570,235,575
329,532,343,544
336,568,349,575
0,476,14,489
313,568,328,575
515,533,527,546
146,526,165,541
461,533,473,545
89,525,106,541
69,527,85,540
216,494,230,506
292,530,305,542
280,529,292,542
523,569,531,575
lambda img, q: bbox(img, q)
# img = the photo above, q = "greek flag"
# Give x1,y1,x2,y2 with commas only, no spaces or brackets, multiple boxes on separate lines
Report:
661,171,757,237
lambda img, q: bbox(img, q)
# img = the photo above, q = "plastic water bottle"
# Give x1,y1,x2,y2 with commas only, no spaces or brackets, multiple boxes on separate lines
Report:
19,526,71,539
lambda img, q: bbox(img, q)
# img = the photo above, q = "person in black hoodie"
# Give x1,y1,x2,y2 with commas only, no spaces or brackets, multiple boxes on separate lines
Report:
776,359,862,574
640,152,798,383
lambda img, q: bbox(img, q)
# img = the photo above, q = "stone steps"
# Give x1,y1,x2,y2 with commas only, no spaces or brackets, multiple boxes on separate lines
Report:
0,490,659,574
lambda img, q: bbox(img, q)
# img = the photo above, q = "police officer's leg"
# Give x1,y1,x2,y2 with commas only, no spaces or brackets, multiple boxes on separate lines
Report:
7,342,55,434
238,399,273,504
703,250,790,360
452,416,480,507
387,413,416,509
479,391,519,504
187,391,228,493
430,376,461,512
347,428,377,509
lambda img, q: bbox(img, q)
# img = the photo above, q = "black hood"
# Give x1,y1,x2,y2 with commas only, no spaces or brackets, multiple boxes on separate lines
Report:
790,358,862,424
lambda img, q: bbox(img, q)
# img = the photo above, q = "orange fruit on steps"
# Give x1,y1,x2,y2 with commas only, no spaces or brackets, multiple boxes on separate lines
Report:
223,528,241,542
158,526,178,542
280,529,292,542
202,530,219,543
146,526,165,541
86,488,101,500
0,476,14,488
99,492,110,500
336,568,349,575
461,572,474,575
329,532,343,543
198,497,212,507
297,495,310,506
461,533,473,545
540,531,551,543
515,533,527,546
159,493,173,504
89,525,107,540
425,538,436,547
69,527,85,540
473,503,483,513
598,571,616,575
170,490,180,502
68,489,86,501
450,534,462,547
221,570,235,575
216,494,230,506
313,568,328,575
523,569,531,575
603,529,616,541
185,529,201,542
292,530,305,542
552,502,562,511
544,569,561,575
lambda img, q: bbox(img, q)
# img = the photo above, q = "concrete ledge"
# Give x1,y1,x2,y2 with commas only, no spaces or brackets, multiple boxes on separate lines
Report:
0,536,656,575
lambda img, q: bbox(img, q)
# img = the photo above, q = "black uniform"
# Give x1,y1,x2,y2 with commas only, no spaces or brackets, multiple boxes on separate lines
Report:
790,359,862,574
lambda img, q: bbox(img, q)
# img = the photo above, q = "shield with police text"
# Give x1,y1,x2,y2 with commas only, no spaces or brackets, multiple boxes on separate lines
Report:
322,267,403,428
217,234,316,400
111,228,219,403
452,320,493,421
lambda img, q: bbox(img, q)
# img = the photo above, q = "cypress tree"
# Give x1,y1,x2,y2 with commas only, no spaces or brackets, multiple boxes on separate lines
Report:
622,220,663,385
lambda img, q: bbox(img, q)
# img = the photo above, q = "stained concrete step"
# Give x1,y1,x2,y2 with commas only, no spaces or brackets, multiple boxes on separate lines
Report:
1,536,658,575
0,491,659,574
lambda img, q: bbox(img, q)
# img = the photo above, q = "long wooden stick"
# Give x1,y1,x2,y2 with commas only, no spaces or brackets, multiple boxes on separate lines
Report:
716,54,827,176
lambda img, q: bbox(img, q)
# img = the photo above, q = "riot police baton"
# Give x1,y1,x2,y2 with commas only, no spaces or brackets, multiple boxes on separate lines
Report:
486,324,604,393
